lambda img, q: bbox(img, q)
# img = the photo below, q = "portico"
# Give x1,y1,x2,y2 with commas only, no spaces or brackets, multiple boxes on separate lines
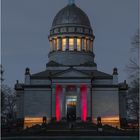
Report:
52,84,91,122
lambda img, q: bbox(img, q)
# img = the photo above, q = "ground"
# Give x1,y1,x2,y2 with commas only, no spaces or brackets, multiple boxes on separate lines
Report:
1,136,139,140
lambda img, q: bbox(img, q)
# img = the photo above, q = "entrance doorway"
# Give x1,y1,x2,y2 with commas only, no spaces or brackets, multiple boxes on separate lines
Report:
66,96,77,121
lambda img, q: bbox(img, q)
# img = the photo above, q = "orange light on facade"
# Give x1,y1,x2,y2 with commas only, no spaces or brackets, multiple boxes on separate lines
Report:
69,38,74,51
93,116,120,128
62,38,66,51
84,39,87,51
24,117,43,128
77,38,81,51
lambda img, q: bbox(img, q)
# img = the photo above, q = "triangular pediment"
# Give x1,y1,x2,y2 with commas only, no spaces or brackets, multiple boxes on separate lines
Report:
53,68,90,78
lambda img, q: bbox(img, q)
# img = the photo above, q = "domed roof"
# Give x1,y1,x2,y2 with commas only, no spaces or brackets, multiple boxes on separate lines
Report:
52,4,91,28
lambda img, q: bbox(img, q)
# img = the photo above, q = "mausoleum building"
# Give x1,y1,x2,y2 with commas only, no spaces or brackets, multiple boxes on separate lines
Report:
15,1,128,128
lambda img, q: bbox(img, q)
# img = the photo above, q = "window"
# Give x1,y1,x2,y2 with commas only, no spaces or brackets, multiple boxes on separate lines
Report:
90,41,93,52
62,38,66,51
54,39,58,51
84,39,87,51
87,40,90,51
77,38,81,51
57,39,59,50
69,38,74,51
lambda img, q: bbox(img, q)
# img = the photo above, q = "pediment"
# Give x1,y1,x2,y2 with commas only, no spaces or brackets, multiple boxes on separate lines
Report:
53,68,90,78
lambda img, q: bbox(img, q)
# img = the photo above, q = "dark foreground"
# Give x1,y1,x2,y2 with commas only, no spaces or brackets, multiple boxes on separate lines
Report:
2,122,139,140
1,136,139,140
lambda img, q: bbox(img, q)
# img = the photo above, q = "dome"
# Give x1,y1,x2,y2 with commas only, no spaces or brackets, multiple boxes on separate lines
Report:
48,2,95,66
52,4,91,28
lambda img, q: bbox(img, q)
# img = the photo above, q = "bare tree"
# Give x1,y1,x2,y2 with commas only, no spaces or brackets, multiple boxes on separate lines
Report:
126,30,139,123
1,66,16,125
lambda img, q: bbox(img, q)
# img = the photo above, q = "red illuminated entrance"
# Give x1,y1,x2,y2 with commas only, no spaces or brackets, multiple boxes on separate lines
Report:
55,85,87,122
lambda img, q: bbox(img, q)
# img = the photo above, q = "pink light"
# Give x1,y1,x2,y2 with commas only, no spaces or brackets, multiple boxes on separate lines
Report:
56,85,62,122
80,85,87,122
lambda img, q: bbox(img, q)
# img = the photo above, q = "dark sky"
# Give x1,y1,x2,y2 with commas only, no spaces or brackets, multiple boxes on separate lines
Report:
2,0,138,87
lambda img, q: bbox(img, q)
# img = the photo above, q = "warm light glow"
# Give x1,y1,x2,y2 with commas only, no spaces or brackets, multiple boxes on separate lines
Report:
54,39,58,50
69,38,74,51
90,40,93,52
87,40,90,51
81,85,87,122
84,39,87,51
62,38,66,51
50,40,53,51
56,85,62,122
77,38,81,51
24,117,43,128
93,116,120,127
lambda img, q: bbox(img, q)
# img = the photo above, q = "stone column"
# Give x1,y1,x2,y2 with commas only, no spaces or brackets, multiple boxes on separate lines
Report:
81,37,85,51
74,37,77,51
49,39,53,52
66,37,69,50
52,38,55,51
76,86,81,120
58,37,62,51
52,86,56,121
90,39,93,52
87,86,92,121
61,86,66,120
87,39,90,51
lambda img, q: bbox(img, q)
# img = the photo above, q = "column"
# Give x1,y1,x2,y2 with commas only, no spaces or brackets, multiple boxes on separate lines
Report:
87,39,90,51
61,86,66,119
81,37,85,51
90,39,93,52
55,85,62,122
58,37,62,51
49,39,53,52
87,86,92,121
52,86,56,120
80,85,87,122
76,86,81,120
74,37,77,51
52,38,55,51
66,37,69,50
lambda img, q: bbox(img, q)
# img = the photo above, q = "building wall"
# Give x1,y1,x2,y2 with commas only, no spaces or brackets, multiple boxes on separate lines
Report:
24,89,51,117
30,79,51,85
93,79,113,85
23,88,51,128
119,90,128,128
16,90,24,118
49,51,94,65
92,88,120,127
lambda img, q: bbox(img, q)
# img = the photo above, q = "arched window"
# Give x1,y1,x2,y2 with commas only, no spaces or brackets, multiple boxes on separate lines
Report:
62,38,66,51
69,38,74,51
77,38,81,51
